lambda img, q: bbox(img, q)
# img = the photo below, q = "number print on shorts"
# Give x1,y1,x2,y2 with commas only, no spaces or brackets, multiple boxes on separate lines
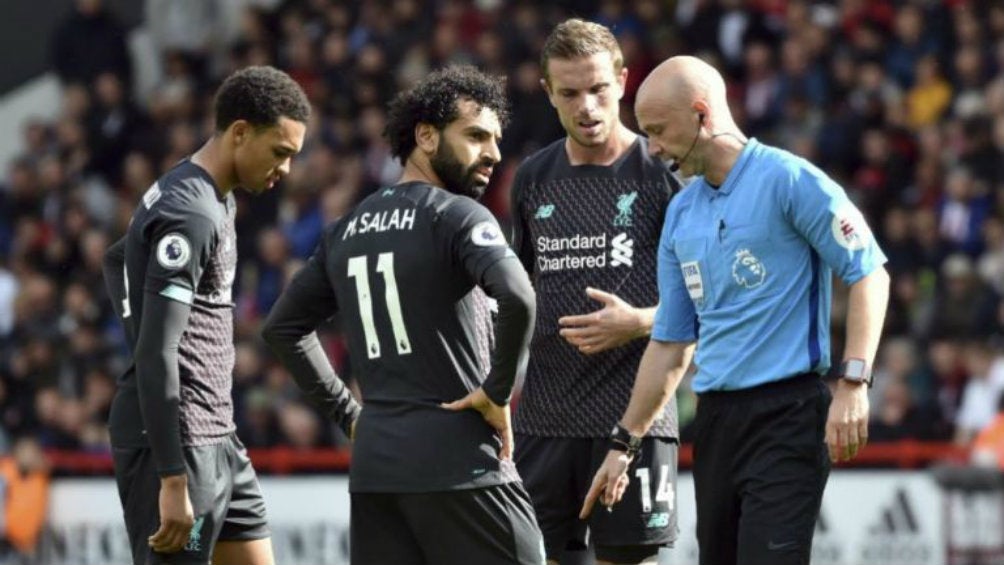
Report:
635,465,674,514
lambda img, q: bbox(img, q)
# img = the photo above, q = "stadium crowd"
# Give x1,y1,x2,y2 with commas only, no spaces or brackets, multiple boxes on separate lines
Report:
2,0,1004,468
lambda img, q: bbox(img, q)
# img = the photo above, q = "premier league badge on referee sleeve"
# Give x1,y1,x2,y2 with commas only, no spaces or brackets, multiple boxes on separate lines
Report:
156,233,192,269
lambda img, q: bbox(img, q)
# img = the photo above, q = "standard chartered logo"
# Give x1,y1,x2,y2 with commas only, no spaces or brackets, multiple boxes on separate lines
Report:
536,232,633,272
610,232,634,266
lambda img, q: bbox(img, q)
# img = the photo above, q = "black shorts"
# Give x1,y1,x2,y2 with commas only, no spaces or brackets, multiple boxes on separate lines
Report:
515,434,678,563
112,434,269,565
693,373,831,565
351,482,544,565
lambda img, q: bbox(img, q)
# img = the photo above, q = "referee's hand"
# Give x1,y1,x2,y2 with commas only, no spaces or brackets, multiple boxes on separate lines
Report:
826,379,870,462
149,473,195,553
579,450,632,519
442,388,514,460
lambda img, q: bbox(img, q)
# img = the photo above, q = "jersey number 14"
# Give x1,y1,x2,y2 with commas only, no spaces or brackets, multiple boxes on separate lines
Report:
347,253,412,359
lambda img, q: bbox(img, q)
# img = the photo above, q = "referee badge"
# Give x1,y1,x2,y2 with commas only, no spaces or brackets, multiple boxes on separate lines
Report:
681,260,704,305
156,233,192,269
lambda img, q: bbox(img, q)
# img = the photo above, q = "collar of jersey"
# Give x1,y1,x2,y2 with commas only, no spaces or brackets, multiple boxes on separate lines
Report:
697,137,759,198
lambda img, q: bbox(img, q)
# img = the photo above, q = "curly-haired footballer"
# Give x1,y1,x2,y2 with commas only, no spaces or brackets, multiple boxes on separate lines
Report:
103,66,312,565
263,65,544,565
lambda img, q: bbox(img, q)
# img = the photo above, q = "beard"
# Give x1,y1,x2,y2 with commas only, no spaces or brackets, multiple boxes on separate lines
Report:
429,137,490,199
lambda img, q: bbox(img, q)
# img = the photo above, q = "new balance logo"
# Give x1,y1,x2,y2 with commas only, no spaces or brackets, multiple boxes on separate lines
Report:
870,488,918,534
646,512,670,528
610,232,634,267
535,204,555,219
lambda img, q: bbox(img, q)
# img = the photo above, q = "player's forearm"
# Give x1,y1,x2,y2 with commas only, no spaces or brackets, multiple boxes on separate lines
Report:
102,238,127,318
842,266,890,368
481,260,536,405
263,297,361,437
620,340,694,437
262,326,360,437
135,292,190,477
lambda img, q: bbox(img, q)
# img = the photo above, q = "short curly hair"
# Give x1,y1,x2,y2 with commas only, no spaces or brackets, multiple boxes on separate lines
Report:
384,65,509,165
214,66,311,132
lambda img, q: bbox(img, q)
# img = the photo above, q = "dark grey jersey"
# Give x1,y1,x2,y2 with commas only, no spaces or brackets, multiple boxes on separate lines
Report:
288,181,525,492
511,137,680,438
108,161,237,447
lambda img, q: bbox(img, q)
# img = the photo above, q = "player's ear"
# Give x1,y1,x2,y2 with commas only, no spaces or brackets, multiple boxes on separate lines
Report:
415,122,439,155
229,120,251,147
540,77,558,109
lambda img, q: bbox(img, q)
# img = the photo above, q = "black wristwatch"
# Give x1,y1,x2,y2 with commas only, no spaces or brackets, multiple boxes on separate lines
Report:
839,358,872,387
609,423,642,458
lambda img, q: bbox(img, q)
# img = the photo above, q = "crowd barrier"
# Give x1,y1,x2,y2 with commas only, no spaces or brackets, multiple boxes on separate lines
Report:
45,441,969,475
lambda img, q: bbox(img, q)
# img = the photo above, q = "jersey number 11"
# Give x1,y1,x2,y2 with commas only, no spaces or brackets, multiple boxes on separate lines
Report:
347,253,413,359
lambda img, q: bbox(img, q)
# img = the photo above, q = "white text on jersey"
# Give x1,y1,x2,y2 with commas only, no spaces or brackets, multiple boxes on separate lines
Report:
342,208,417,240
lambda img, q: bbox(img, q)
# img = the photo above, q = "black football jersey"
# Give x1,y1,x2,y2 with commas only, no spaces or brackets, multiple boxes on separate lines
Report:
511,137,680,438
292,181,523,492
108,161,238,447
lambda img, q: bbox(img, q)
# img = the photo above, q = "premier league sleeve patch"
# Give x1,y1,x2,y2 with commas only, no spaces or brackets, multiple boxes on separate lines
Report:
156,233,192,269
471,221,506,247
830,202,872,251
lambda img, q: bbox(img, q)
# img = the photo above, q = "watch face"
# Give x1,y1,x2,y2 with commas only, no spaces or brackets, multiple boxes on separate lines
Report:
612,425,620,436
845,358,866,378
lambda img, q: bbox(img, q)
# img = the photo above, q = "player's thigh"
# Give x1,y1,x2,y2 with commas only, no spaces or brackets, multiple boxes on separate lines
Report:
212,538,274,565
589,437,678,564
113,444,230,565
351,493,425,565
217,435,270,545
515,434,591,558
401,483,545,565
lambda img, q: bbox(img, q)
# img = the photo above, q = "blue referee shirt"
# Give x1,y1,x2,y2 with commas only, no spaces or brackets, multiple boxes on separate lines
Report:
652,139,887,392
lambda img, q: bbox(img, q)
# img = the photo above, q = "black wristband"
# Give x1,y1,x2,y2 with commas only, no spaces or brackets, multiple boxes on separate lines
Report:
609,423,642,458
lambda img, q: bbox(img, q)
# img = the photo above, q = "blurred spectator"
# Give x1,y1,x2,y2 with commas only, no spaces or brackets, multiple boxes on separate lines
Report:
938,168,992,257
0,437,49,561
955,341,1004,446
971,392,1004,469
85,72,148,185
906,55,952,130
146,0,221,79
926,254,1000,340
49,0,132,87
977,217,1004,295
869,377,945,442
253,228,291,316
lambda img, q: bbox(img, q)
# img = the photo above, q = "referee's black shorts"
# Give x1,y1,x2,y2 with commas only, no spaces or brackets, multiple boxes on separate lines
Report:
693,373,831,565
351,481,545,565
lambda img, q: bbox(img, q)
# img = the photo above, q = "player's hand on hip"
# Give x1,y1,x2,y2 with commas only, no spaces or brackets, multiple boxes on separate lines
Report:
579,449,632,519
825,379,870,462
441,387,514,460
149,473,195,553
558,287,643,355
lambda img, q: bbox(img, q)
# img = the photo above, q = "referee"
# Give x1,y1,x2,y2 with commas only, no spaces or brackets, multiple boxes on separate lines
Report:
582,55,890,565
